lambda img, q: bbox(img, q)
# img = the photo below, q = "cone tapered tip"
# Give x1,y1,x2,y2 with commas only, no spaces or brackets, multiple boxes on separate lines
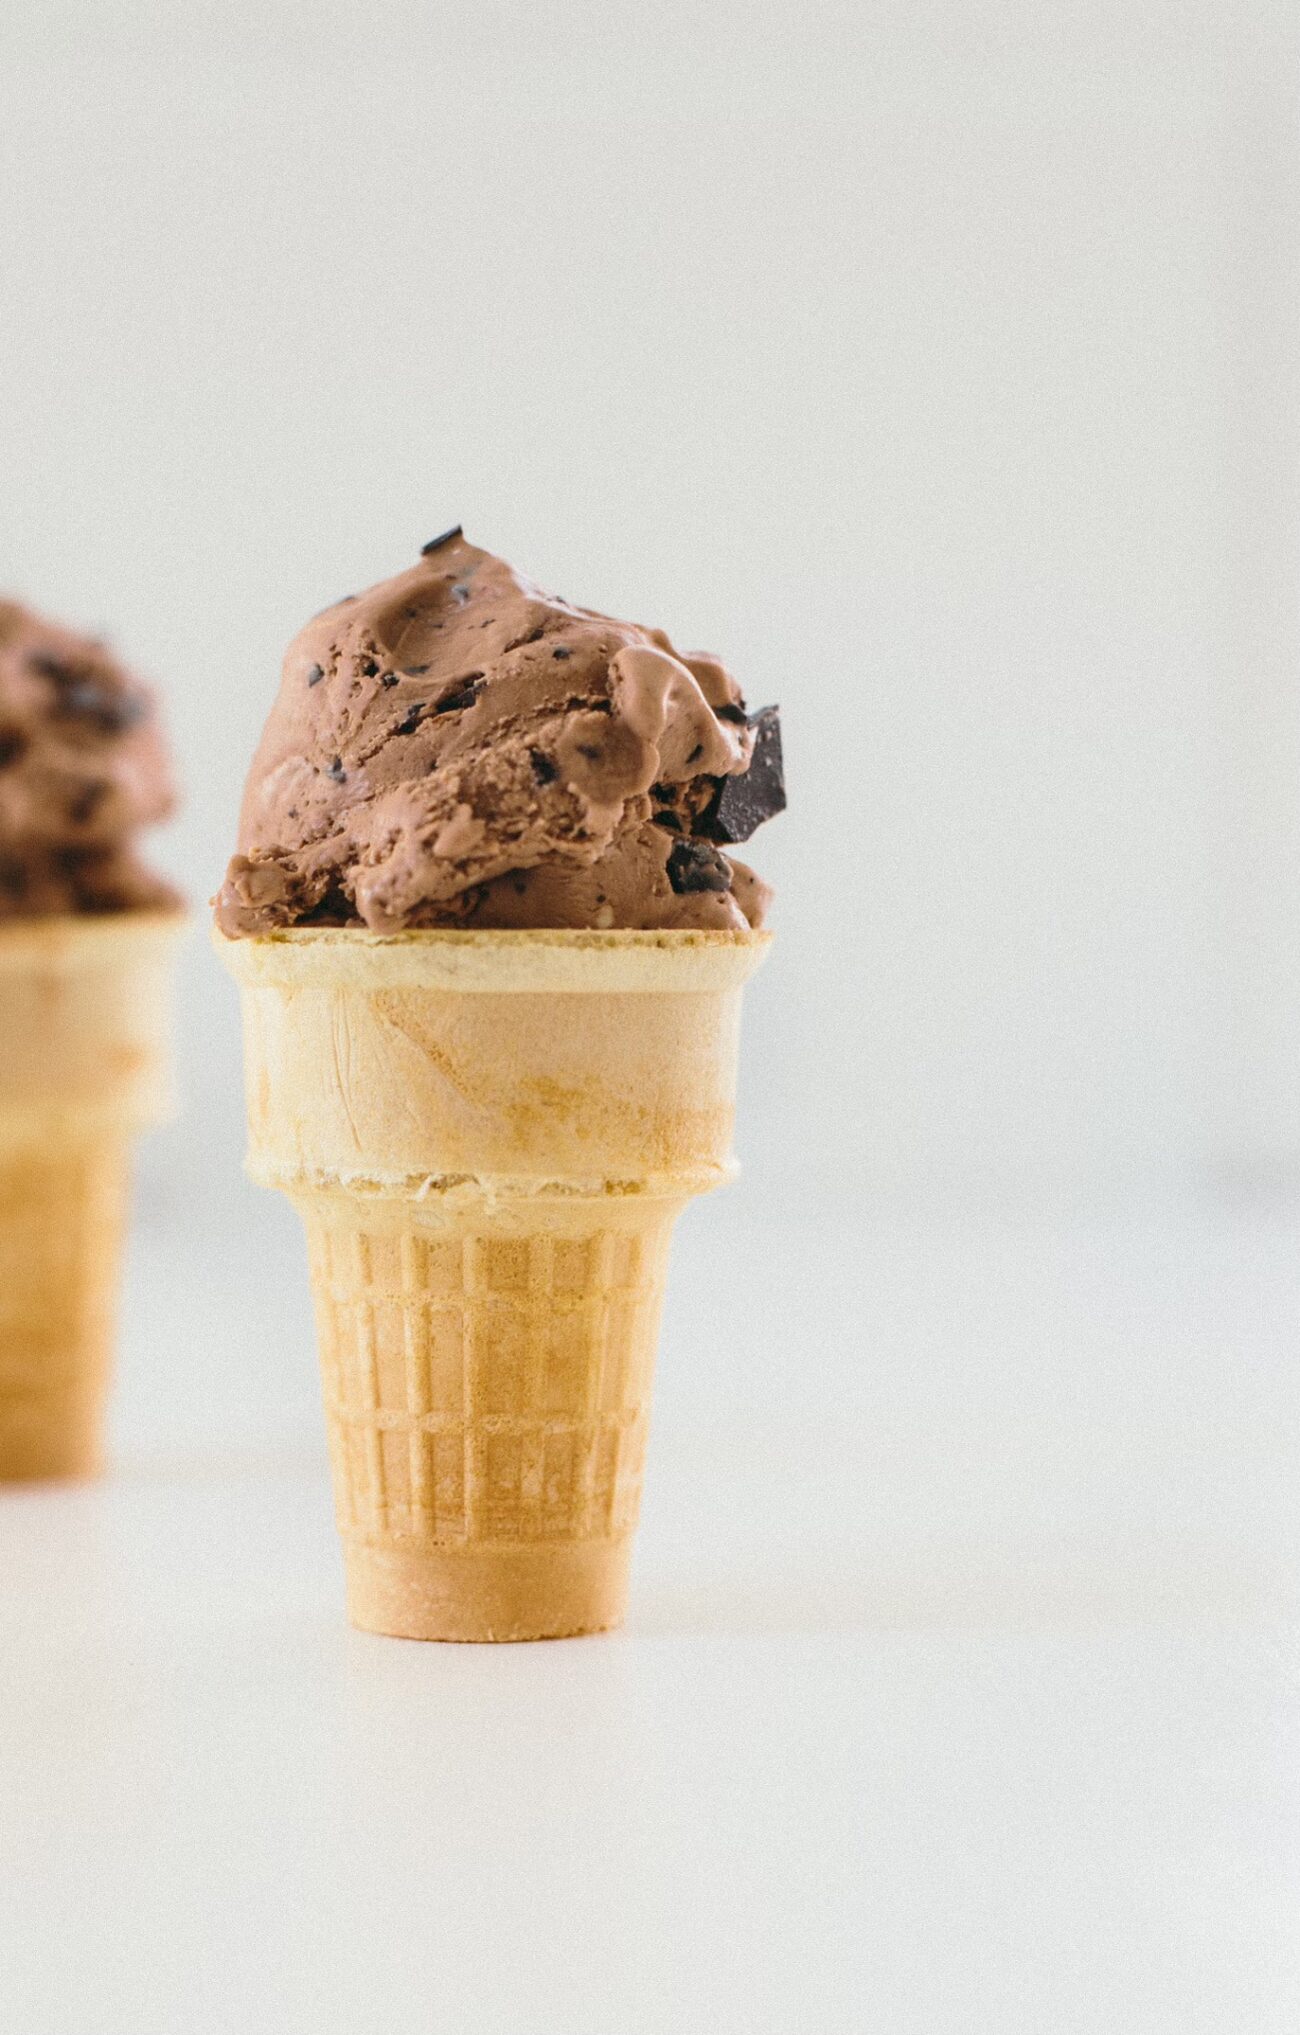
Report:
344,1537,633,1642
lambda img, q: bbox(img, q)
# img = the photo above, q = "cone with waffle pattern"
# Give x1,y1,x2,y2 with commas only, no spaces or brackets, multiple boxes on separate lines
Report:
218,925,768,1641
0,914,182,1480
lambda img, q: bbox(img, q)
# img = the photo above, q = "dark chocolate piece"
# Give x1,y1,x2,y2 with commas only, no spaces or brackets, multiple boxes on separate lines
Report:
551,645,572,661
529,748,558,785
666,839,732,896
69,781,108,823
421,526,463,556
27,650,79,685
380,672,401,688
326,756,346,783
432,675,483,715
52,679,147,734
394,706,423,736
306,664,325,687
699,705,785,844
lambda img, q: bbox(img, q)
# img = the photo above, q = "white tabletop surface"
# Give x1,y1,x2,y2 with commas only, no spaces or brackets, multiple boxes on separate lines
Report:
3,1197,1298,2034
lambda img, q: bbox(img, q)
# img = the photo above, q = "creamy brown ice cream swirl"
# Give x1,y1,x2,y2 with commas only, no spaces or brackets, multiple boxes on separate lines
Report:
216,532,784,937
0,599,177,920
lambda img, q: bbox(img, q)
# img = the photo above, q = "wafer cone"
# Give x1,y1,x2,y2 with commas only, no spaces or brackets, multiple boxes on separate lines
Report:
0,914,183,1480
218,926,769,1641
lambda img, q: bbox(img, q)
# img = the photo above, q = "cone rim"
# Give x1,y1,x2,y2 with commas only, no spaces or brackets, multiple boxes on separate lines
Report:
0,908,188,971
214,921,771,993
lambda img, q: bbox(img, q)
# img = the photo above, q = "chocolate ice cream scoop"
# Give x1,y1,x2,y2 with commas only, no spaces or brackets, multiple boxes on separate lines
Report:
215,532,784,935
0,600,178,919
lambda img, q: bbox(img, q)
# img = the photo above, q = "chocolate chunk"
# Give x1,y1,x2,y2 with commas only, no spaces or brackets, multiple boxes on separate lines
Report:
551,645,572,661
666,839,732,896
394,706,423,736
433,675,483,714
421,526,463,555
651,779,712,837
69,781,108,823
296,881,353,926
699,705,785,844
53,680,148,734
529,748,558,785
359,656,379,678
381,671,401,687
715,702,748,724
326,756,346,783
27,650,79,685
401,663,430,676
305,663,325,687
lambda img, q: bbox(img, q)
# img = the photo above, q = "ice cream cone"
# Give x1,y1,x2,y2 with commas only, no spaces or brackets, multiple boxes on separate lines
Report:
218,926,769,1641
0,913,183,1480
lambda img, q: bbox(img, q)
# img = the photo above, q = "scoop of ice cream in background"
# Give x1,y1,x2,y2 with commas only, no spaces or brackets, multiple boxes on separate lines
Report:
216,529,785,936
0,600,177,918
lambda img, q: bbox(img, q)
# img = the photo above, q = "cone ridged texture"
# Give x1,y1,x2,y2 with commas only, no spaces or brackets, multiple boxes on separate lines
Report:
219,926,769,1640
304,1197,674,1637
309,1203,670,1548
0,1141,130,1480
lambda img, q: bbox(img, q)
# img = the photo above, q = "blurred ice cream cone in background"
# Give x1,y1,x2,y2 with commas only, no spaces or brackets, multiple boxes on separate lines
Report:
0,916,182,1478
0,600,181,1480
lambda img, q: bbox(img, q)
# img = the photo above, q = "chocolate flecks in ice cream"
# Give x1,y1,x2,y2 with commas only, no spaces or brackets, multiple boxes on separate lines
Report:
666,839,733,895
0,599,177,920
215,532,784,936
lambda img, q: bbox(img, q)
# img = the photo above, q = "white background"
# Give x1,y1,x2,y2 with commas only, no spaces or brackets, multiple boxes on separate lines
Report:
2,5,1299,2032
